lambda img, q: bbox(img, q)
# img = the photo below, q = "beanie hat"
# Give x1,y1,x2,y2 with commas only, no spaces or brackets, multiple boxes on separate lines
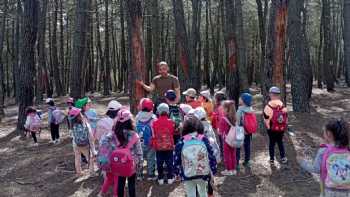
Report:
165,90,177,101
117,109,132,123
241,93,253,106
157,103,170,115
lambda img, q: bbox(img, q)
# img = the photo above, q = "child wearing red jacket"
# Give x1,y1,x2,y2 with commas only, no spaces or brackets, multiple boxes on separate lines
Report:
152,103,175,185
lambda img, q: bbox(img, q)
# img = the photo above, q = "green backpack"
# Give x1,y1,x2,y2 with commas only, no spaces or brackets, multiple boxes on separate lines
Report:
169,105,182,134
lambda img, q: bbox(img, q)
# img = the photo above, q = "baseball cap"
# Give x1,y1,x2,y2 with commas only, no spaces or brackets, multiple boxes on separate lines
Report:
182,88,197,98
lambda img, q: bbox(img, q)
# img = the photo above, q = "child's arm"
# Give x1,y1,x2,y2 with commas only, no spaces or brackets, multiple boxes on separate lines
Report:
203,137,217,175
299,147,326,174
87,124,97,155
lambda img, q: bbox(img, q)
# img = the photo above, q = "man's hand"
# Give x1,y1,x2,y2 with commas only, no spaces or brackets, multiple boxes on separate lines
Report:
136,80,144,87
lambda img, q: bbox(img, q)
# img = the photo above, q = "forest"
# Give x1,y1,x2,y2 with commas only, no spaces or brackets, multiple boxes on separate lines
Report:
0,0,350,196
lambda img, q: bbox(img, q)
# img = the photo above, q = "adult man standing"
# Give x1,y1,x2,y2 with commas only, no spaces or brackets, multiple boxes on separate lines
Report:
138,61,181,108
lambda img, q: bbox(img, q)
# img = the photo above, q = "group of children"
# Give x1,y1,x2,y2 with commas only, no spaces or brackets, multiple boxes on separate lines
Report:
23,86,350,197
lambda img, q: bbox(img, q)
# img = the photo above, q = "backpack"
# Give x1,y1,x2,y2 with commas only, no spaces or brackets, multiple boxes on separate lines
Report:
73,123,90,146
242,112,258,134
224,118,245,148
152,119,174,151
95,117,114,142
110,134,138,177
97,133,117,171
136,118,153,146
269,105,287,132
169,105,182,134
52,109,66,125
181,134,210,178
321,144,350,190
203,121,221,163
30,114,42,132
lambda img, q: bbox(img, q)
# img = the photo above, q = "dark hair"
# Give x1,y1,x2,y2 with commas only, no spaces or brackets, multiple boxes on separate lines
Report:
106,110,118,119
26,106,37,115
222,100,237,126
215,93,226,107
114,119,135,147
48,100,55,106
326,119,350,148
142,108,152,112
182,117,203,136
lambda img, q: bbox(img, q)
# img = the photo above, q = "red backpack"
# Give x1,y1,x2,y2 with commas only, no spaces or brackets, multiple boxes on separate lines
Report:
242,112,257,134
151,117,175,151
110,133,138,177
269,105,287,132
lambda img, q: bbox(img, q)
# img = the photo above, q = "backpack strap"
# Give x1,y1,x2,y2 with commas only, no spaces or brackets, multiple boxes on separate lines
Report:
223,117,234,127
126,133,139,149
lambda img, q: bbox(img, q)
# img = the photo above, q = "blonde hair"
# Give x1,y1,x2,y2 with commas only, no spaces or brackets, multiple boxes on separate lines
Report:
222,100,237,126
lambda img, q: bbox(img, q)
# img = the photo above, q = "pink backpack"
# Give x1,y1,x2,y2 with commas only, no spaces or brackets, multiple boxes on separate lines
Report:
321,144,350,190
52,109,66,124
110,133,139,177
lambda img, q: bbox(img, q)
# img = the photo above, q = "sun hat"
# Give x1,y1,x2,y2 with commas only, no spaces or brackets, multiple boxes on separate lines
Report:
269,86,281,94
117,109,132,123
200,90,211,101
107,100,122,111
193,107,207,120
179,104,193,115
68,107,81,117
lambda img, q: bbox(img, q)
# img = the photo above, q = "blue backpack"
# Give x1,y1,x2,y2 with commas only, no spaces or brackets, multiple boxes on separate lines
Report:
73,123,90,146
136,118,153,146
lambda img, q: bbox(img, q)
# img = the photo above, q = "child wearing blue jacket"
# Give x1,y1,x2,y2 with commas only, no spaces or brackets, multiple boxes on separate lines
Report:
174,117,217,197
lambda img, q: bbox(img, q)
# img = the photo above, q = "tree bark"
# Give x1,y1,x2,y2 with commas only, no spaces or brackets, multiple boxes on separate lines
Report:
103,0,111,95
70,0,91,99
263,0,288,103
344,0,350,86
126,0,147,113
17,0,39,133
288,0,312,112
0,0,8,118
191,0,202,90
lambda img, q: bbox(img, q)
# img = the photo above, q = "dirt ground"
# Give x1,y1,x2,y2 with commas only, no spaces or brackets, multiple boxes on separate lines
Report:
0,86,350,197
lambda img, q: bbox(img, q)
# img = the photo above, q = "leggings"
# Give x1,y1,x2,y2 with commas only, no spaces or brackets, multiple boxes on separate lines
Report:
31,132,37,143
50,123,60,141
118,174,136,197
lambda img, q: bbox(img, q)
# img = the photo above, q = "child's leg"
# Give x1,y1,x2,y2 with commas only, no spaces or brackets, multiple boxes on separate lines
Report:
50,123,55,141
244,134,252,162
74,146,83,174
100,172,113,194
165,150,174,179
112,175,118,196
117,176,127,197
184,180,197,197
223,143,236,170
55,124,60,140
218,134,224,157
31,132,37,143
196,179,208,197
81,146,94,173
268,130,277,161
127,174,136,197
276,132,286,159
207,177,214,196
146,147,156,177
156,151,164,180
236,147,241,166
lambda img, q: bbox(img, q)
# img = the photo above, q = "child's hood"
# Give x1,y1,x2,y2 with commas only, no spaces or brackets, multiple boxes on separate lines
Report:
238,106,253,113
136,111,155,122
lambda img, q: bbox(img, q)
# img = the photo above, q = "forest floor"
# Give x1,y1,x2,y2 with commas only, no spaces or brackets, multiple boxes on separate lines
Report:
1,85,350,197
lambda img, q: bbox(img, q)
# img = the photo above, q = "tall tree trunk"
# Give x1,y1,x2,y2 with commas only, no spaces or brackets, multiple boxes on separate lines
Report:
103,0,111,95
17,0,39,133
70,0,91,99
126,0,147,113
191,0,202,90
52,0,63,96
263,0,288,103
204,0,210,88
36,0,49,104
172,0,194,91
344,0,350,86
120,0,128,93
59,0,66,93
288,0,312,112
151,0,160,72
322,0,335,91
13,0,23,101
0,0,8,118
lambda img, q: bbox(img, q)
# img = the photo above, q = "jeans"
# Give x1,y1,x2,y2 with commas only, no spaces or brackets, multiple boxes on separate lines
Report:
236,134,252,164
139,145,156,177
268,130,286,160
156,150,174,180
118,174,136,197
184,179,208,197
50,123,60,141
100,172,118,195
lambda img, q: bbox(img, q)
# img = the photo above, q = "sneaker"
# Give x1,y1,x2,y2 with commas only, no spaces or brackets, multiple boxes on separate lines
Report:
34,143,39,147
270,159,275,165
167,178,175,184
281,157,288,164
158,179,164,185
137,176,143,181
221,170,235,176
231,170,237,175
236,165,240,171
147,176,157,181
243,161,251,167
56,139,60,144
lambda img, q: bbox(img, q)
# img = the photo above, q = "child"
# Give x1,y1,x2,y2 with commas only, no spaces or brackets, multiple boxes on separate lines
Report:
174,117,217,197
219,100,237,176
165,90,183,145
299,119,350,197
180,104,193,120
199,90,214,122
135,98,157,181
193,107,220,197
24,107,41,146
182,88,202,109
152,103,175,185
46,98,60,144
263,86,288,164
212,91,226,157
95,100,122,142
236,93,257,168
69,107,97,176
114,109,143,197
